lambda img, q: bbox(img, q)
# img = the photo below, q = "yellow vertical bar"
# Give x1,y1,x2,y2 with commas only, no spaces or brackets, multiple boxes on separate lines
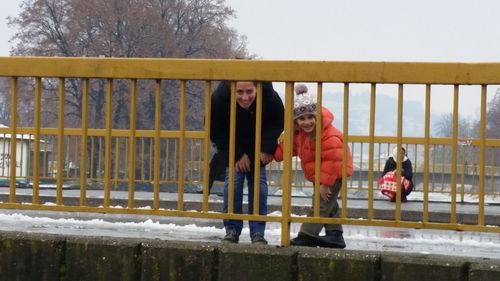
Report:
440,146,445,192
280,82,294,246
114,137,120,189
478,85,486,225
368,83,376,219
358,143,363,189
174,140,178,183
349,141,354,189
89,137,95,179
471,147,477,189
104,79,113,208
423,84,431,223
9,77,18,203
56,78,65,205
65,138,70,178
341,83,349,219
165,139,170,182
80,79,88,206
377,143,381,181
149,140,153,181
202,81,212,212
98,137,103,178
128,79,137,209
1,133,6,177
395,84,403,220
227,82,236,214
189,140,194,181
489,151,494,194
198,140,202,182
253,82,263,215
313,83,322,218
42,137,47,178
460,145,466,203
32,78,42,203
140,138,145,181
450,85,459,223
74,136,79,178
154,80,161,209
432,144,436,192
19,134,24,178
177,80,186,210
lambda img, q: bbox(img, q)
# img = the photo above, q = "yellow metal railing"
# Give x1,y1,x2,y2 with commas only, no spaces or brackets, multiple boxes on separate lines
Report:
0,57,499,247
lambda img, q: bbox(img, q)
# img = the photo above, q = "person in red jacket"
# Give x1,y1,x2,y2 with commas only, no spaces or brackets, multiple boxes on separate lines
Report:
274,83,353,248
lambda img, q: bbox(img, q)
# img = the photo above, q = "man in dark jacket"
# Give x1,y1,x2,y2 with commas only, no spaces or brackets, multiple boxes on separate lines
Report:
210,81,284,245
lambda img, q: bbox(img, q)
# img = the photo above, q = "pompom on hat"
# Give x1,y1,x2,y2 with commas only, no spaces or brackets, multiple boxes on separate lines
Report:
294,83,317,119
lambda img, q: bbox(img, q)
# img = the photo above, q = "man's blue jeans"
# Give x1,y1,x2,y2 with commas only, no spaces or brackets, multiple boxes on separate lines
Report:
223,166,268,237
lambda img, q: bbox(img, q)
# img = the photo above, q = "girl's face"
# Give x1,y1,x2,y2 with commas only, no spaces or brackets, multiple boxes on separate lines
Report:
295,114,316,133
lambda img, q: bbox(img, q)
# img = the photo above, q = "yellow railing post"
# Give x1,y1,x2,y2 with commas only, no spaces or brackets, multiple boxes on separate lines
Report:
56,78,65,205
104,79,113,208
9,77,18,203
253,83,263,216
280,82,294,246
80,79,89,206
154,80,161,209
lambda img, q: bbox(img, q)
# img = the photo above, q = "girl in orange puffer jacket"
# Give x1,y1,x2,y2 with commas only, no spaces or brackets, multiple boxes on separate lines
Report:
274,83,353,248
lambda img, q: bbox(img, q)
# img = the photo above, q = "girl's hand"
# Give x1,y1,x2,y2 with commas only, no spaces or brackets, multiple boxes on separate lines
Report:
260,153,274,165
319,184,332,201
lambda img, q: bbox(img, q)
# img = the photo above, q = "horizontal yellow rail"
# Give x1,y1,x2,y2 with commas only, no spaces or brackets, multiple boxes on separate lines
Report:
1,57,500,84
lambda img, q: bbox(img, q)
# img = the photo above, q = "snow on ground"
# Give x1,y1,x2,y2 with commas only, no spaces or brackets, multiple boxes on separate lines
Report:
0,209,498,260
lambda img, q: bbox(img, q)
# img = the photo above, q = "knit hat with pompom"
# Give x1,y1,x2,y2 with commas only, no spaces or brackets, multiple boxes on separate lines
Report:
294,83,317,119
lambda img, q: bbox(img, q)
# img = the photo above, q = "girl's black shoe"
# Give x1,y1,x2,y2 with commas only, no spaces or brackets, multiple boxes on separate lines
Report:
290,232,317,247
316,230,346,249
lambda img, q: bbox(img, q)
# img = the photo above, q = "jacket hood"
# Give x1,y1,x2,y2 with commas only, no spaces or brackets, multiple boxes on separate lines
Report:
321,107,334,129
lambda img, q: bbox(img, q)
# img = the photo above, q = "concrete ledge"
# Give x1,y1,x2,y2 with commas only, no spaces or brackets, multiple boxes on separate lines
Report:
64,236,142,281
140,240,218,281
0,231,499,281
218,244,297,281
0,232,65,281
469,259,500,281
296,247,380,281
380,252,469,281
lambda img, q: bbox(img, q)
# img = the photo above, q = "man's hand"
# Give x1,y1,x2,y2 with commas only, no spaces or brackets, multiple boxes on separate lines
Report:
235,153,251,172
260,153,274,165
319,184,332,201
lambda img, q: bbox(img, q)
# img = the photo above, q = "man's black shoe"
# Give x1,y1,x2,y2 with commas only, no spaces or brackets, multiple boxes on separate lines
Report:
222,231,239,244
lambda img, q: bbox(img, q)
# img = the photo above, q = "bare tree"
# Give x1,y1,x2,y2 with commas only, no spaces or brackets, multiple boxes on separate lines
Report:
7,0,249,182
433,113,477,164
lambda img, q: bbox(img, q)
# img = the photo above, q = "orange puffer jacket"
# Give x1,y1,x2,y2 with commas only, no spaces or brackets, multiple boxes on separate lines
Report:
274,107,353,186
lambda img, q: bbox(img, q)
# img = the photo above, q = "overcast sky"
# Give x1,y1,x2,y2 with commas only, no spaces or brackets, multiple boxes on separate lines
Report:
2,0,500,61
225,0,500,62
1,0,499,116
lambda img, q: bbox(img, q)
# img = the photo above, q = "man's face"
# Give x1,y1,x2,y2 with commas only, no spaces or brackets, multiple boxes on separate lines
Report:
235,81,256,110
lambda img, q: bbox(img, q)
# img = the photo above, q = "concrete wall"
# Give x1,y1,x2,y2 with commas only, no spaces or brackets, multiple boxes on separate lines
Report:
0,231,498,281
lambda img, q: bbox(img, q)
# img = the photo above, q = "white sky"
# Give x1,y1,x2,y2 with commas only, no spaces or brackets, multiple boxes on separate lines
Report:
1,0,500,116
225,0,500,62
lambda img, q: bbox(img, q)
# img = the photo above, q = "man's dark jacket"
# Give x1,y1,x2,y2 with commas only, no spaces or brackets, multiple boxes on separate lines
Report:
210,81,284,169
